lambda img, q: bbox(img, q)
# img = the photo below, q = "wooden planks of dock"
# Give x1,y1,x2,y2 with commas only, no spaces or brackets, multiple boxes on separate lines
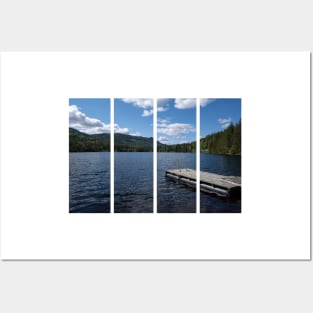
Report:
165,168,241,199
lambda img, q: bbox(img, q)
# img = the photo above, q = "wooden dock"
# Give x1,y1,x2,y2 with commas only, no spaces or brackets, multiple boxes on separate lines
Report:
165,168,241,199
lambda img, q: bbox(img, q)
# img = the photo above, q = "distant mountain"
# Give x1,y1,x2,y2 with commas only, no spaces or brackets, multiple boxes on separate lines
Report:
114,133,155,152
70,119,241,155
69,128,160,152
69,128,110,152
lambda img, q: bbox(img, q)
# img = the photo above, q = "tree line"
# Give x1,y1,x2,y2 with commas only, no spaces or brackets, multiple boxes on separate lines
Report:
157,141,196,153
70,120,241,155
69,128,154,152
69,128,110,152
200,120,241,155
157,120,241,155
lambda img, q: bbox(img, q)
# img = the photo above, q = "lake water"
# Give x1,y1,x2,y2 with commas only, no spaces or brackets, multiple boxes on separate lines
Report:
157,153,196,213
200,153,241,213
69,152,110,213
114,152,153,213
69,152,241,213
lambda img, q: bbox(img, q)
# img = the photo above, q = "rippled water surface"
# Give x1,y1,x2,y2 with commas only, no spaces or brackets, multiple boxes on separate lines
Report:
200,153,241,213
114,152,153,213
69,152,241,214
69,152,110,213
158,153,196,213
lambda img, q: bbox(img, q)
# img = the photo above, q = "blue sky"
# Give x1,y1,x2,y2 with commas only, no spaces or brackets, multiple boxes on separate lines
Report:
114,98,153,137
200,98,241,137
68,98,241,139
69,98,153,137
157,98,196,144
69,98,110,134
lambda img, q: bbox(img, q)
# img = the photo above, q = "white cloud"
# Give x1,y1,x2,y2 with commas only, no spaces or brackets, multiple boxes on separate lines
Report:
142,109,153,117
221,123,231,129
121,98,154,117
157,118,170,125
121,98,168,116
174,98,196,109
158,136,169,144
200,98,216,107
218,117,232,129
158,122,195,137
69,105,111,134
157,106,168,112
113,123,129,134
158,118,195,137
218,118,232,124
69,105,129,134
121,98,153,109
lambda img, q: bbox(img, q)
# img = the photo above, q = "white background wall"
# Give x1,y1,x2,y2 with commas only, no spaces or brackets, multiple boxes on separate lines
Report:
0,1,312,312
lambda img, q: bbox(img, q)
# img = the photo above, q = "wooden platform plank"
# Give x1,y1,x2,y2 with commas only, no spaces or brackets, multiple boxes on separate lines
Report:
166,168,241,190
165,168,241,199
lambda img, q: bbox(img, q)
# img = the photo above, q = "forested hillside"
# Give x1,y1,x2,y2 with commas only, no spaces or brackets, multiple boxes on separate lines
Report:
114,133,154,152
69,128,110,152
200,120,241,155
158,120,241,154
70,120,241,154
69,128,157,152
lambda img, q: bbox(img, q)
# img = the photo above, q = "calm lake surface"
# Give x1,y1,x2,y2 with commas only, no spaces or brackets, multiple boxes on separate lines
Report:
69,152,241,213
200,153,241,213
158,153,196,213
114,152,153,213
69,152,110,213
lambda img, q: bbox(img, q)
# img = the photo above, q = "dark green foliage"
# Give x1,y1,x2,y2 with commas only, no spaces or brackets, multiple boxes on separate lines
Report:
69,128,110,152
70,119,241,154
200,120,241,155
114,133,154,152
158,120,241,154
157,141,196,153
69,128,156,152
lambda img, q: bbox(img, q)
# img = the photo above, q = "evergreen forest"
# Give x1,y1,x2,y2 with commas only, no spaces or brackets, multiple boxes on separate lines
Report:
69,119,240,155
